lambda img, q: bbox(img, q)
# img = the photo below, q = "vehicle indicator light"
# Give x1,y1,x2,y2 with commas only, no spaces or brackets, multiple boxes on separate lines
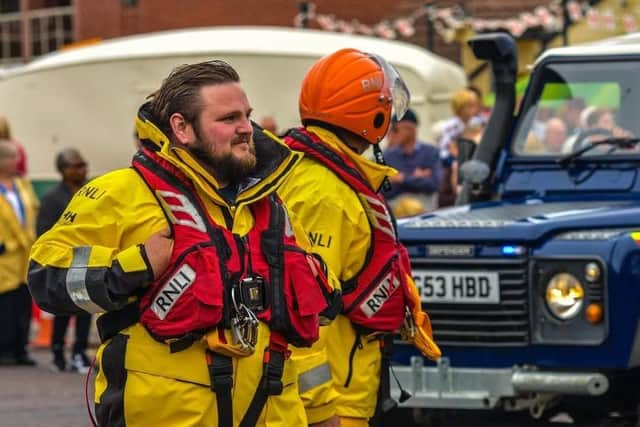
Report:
584,262,601,282
586,303,603,324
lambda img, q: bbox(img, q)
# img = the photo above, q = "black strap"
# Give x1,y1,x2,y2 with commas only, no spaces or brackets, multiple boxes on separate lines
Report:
168,333,202,353
208,351,234,427
96,303,140,342
369,335,397,427
238,349,285,427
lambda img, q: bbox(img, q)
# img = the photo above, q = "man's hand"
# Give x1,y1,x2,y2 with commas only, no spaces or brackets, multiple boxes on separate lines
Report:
143,229,173,279
413,168,432,178
388,172,404,184
309,415,341,427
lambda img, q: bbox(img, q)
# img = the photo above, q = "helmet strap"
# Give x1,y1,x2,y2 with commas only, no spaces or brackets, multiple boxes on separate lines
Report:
373,144,392,192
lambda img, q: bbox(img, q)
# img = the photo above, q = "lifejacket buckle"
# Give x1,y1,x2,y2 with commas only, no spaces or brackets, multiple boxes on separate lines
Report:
231,286,259,352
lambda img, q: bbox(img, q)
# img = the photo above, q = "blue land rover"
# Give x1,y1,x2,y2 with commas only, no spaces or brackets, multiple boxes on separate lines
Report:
391,33,640,426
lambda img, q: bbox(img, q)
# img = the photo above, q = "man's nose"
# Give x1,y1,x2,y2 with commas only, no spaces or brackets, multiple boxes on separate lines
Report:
237,116,253,134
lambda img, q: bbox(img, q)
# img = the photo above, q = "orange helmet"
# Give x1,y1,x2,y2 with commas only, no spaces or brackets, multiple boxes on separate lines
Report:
299,48,410,145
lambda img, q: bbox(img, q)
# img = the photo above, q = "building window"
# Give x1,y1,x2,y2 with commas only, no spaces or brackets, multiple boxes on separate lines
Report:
0,0,20,14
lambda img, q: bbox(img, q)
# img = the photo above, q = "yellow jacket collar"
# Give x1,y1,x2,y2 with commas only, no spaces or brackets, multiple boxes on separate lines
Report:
306,126,396,191
135,104,301,205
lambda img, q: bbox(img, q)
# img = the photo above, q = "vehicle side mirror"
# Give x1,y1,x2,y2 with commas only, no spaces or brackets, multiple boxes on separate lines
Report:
459,160,490,186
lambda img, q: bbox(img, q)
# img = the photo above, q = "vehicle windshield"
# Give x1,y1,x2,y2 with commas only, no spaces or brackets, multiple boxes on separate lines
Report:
512,60,640,158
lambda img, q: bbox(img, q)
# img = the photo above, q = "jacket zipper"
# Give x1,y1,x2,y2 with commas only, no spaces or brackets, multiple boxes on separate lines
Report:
344,332,362,388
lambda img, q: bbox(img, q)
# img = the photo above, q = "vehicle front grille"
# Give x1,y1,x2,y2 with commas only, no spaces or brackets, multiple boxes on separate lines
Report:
413,257,529,347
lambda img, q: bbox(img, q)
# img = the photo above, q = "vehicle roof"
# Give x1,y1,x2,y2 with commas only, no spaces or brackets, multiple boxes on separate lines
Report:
536,32,640,63
3,26,461,80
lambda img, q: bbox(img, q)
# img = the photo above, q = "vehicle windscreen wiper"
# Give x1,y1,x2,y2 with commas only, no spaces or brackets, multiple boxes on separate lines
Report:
558,137,640,166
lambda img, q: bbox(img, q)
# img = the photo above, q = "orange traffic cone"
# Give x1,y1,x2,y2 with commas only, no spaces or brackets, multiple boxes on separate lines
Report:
32,310,53,348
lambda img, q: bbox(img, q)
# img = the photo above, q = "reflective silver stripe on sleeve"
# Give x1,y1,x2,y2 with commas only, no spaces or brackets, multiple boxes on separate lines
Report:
65,246,105,313
298,363,332,395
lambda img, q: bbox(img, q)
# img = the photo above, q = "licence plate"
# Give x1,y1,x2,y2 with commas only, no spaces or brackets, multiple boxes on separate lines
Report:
412,270,500,304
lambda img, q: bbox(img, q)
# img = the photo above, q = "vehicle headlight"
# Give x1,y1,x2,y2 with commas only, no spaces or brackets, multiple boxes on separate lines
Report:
545,273,585,320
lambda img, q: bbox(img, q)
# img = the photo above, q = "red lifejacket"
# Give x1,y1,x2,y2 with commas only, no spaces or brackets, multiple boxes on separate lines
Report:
132,149,330,348
284,128,416,333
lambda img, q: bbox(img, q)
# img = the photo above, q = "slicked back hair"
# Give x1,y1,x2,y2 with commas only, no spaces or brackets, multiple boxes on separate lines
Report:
148,60,240,138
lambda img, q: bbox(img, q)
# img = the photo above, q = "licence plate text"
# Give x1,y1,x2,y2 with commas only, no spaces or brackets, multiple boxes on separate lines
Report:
412,270,500,304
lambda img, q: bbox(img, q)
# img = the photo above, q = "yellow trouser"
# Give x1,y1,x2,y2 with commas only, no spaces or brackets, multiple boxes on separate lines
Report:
327,315,381,421
94,323,305,426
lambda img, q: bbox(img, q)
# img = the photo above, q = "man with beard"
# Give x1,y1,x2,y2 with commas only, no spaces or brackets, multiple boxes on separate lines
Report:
27,60,335,426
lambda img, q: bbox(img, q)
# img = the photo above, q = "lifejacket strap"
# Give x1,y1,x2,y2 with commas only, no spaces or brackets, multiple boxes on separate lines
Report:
168,332,202,353
238,336,287,427
207,350,234,427
96,303,140,343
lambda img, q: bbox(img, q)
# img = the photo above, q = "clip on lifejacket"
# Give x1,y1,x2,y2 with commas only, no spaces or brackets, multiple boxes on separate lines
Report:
207,349,234,427
400,306,416,341
230,286,259,352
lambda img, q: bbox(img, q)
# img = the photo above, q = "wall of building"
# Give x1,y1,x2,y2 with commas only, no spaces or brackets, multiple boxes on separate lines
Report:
73,0,551,64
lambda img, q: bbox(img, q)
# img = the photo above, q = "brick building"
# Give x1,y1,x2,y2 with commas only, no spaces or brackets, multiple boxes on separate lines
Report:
2,0,552,66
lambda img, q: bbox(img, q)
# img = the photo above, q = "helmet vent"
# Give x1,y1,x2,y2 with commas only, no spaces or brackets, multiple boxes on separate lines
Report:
373,112,385,129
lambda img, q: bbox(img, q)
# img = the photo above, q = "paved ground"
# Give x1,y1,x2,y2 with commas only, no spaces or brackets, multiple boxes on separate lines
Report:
0,348,92,427
0,348,618,427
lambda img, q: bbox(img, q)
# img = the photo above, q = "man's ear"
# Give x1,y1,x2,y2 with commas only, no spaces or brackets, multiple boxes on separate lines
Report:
169,113,194,146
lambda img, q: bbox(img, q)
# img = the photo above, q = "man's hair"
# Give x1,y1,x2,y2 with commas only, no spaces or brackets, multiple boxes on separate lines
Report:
148,60,240,136
55,148,83,173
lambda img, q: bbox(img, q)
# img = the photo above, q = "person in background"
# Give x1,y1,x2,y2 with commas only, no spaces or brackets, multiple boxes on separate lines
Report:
542,117,568,154
438,115,486,207
383,109,441,213
437,89,481,207
0,115,27,176
438,89,482,161
36,148,92,373
561,97,586,136
259,115,279,135
467,85,491,120
0,139,38,366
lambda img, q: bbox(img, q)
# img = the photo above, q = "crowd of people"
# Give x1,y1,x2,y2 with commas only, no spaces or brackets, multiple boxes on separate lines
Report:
523,97,635,155
382,87,489,217
0,115,93,373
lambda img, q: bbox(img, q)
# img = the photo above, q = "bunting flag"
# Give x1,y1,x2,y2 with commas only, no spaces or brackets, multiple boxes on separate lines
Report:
293,1,639,43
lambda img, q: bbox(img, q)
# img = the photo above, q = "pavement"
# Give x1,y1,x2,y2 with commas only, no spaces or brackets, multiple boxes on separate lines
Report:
0,347,608,427
0,348,93,427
